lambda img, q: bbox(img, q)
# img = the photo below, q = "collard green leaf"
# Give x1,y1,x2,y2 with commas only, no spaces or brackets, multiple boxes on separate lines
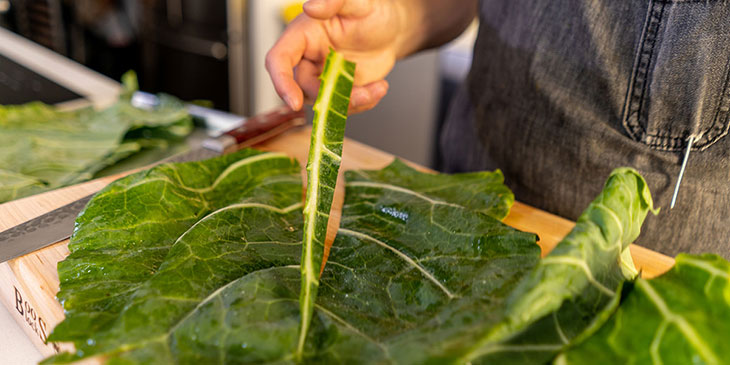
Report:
0,168,47,204
0,76,192,203
0,101,128,202
298,49,355,356
556,254,730,365
158,159,536,364
347,159,514,220
43,112,685,364
303,161,540,363
458,167,659,364
46,149,301,362
45,156,535,364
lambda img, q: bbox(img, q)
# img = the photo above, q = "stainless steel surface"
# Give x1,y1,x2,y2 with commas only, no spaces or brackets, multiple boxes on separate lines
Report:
670,135,695,209
187,104,245,137
164,145,220,163
201,134,236,153
132,91,245,137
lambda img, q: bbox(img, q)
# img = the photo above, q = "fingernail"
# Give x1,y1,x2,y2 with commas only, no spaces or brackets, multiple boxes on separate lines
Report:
283,95,296,110
303,0,323,11
350,89,365,107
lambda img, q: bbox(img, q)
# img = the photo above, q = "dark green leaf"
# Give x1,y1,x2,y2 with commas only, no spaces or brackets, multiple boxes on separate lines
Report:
45,149,301,362
303,161,540,363
342,159,514,220
44,156,532,364
42,113,678,364
556,253,730,365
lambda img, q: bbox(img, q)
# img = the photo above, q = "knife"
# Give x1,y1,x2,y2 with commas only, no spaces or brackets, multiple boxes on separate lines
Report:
0,105,306,263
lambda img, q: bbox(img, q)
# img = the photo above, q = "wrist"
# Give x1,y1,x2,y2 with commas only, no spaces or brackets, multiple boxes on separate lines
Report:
393,0,478,60
392,0,427,59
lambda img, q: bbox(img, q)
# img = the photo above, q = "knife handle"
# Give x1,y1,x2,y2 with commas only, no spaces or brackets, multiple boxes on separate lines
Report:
202,106,306,152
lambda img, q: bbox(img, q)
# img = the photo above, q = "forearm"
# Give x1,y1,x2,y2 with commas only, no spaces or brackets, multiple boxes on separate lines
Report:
394,0,478,59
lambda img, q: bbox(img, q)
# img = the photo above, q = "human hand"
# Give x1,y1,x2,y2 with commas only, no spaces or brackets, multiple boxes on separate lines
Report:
266,0,408,114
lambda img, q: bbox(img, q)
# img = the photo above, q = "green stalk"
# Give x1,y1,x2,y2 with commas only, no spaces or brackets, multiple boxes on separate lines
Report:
297,49,355,360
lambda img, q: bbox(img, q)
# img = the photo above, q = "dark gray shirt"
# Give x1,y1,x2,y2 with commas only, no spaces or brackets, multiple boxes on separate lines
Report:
441,0,730,258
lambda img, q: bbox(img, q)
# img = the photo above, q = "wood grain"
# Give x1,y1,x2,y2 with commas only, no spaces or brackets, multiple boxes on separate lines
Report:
0,126,675,357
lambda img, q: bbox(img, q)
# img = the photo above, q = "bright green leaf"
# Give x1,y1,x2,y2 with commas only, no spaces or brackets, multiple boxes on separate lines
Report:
556,253,730,365
459,167,659,364
0,78,192,203
298,49,355,357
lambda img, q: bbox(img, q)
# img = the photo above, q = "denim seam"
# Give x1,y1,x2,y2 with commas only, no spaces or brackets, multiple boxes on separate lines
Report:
696,57,730,151
622,0,730,152
643,134,687,150
623,0,666,148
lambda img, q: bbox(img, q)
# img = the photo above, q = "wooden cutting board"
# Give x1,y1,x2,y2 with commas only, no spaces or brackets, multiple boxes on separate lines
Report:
0,126,675,358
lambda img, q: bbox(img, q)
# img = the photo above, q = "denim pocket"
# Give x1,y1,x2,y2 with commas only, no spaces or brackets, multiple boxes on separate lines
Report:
622,0,730,151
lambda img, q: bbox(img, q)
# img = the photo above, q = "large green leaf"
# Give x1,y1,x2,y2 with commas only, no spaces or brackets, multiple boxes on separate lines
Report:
0,169,47,204
556,253,730,365
161,160,535,364
44,156,533,363
45,149,301,362
0,101,127,202
0,75,192,203
302,161,540,363
341,159,514,220
455,168,659,364
298,49,355,357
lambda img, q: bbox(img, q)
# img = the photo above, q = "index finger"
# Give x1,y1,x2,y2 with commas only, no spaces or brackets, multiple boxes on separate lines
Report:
265,26,309,110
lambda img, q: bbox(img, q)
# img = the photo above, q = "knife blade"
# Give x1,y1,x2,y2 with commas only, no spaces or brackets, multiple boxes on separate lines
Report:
0,105,305,263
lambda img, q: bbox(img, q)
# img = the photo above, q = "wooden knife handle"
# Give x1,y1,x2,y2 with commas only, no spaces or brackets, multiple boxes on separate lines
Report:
226,106,305,143
202,106,306,152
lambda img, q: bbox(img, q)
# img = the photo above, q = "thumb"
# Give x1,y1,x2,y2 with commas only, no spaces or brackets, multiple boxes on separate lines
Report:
303,0,371,19
349,79,389,113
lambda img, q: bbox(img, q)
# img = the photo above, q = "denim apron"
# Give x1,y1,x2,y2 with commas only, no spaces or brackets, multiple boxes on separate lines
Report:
440,0,730,258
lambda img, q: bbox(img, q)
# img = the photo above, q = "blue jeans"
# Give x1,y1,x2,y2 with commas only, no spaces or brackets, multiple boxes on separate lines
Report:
441,0,730,258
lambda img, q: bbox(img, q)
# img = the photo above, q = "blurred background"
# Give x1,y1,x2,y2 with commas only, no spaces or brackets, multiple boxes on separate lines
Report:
0,0,476,168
